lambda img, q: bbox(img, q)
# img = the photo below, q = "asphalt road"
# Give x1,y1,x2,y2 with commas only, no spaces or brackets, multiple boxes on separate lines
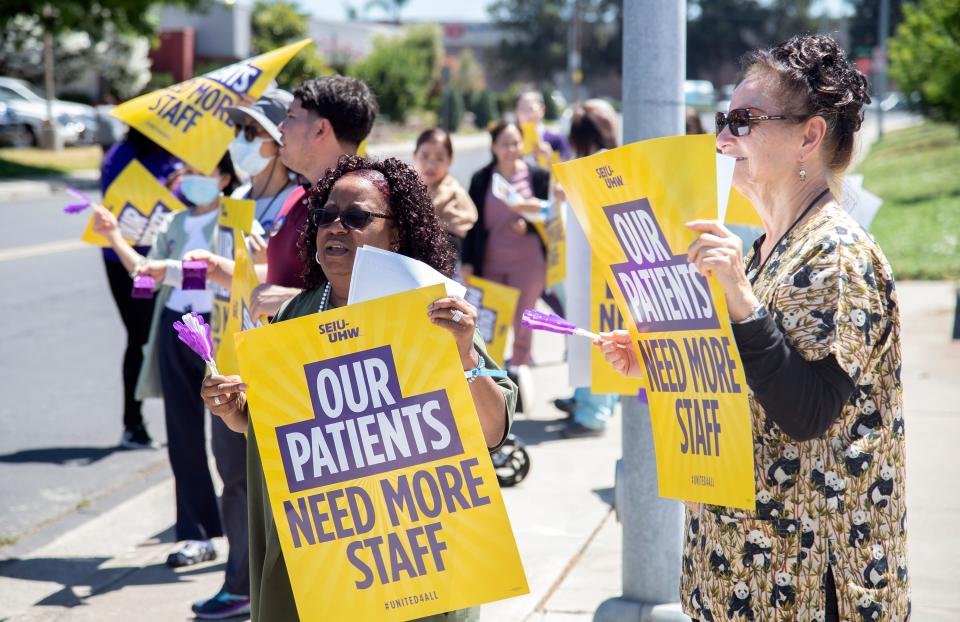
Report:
0,143,491,552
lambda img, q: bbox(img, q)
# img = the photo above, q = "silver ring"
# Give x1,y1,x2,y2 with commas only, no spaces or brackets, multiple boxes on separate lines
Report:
450,309,463,323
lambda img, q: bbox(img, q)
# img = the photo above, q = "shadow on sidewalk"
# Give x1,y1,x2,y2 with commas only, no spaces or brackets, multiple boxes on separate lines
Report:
0,524,223,609
508,418,569,446
0,445,122,466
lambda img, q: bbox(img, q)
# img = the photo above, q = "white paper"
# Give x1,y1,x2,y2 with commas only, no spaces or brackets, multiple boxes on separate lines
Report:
840,174,883,232
716,153,737,223
491,172,524,207
347,245,467,305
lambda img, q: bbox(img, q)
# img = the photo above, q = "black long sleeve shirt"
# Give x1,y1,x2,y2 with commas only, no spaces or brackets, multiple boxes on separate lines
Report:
732,312,855,441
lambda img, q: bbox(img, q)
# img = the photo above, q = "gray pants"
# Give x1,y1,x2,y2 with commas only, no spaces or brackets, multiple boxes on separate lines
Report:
211,414,249,596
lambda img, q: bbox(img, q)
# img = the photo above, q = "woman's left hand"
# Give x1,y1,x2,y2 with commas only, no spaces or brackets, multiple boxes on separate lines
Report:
686,219,760,322
428,296,479,367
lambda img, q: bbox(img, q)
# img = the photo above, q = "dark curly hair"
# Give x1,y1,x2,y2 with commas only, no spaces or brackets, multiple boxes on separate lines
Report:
300,155,457,289
293,76,378,147
743,34,871,175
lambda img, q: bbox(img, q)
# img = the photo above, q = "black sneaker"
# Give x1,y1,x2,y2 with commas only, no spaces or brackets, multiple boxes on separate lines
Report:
120,423,159,449
560,421,605,439
192,589,251,619
166,539,216,568
553,396,576,416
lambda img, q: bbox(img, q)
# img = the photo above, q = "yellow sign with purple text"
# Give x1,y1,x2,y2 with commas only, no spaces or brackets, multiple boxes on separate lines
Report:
235,285,528,620
81,159,185,247
554,135,755,509
112,40,311,175
463,275,520,365
211,197,260,377
590,255,644,396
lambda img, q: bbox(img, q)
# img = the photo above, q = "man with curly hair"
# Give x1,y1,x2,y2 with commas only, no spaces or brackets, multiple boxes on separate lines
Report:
249,75,379,319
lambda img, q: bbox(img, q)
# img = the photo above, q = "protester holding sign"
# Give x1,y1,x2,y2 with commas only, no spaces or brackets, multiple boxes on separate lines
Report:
515,89,571,164
93,154,244,574
557,100,621,438
200,156,517,621
99,129,180,449
249,76,379,319
464,121,549,410
598,35,908,621
413,128,478,256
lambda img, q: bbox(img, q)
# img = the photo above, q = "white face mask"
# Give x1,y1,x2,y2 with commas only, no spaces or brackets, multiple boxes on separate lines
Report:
229,135,272,177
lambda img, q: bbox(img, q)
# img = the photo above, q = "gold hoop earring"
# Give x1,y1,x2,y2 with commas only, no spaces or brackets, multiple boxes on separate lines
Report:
799,163,807,182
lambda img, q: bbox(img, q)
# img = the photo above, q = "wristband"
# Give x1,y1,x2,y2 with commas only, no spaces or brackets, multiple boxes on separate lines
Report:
464,355,508,383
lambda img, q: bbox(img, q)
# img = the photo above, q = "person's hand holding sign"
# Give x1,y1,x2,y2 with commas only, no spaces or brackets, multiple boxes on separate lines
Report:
594,330,642,378
428,295,479,367
685,219,761,322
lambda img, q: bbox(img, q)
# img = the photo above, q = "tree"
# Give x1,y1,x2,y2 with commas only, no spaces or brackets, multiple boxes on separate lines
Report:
251,1,331,90
453,49,486,95
365,0,411,23
0,15,152,100
349,25,443,123
888,0,960,125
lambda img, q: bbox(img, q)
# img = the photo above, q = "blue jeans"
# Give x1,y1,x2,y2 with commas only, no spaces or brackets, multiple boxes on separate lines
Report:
571,386,618,430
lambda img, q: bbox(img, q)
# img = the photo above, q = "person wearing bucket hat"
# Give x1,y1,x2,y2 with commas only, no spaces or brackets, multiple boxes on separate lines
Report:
226,89,299,233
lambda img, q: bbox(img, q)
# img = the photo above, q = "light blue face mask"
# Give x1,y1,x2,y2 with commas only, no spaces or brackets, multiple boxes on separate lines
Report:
229,135,272,177
179,174,221,207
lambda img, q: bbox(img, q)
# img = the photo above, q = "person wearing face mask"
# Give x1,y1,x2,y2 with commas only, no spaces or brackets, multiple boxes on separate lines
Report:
92,154,244,580
413,128,477,256
227,90,298,232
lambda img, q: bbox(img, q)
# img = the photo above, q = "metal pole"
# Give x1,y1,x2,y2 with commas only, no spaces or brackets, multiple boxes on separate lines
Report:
567,0,582,103
595,1,688,621
40,4,63,151
876,0,890,141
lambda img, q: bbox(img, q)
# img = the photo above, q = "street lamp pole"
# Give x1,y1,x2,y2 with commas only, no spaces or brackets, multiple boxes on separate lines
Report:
595,1,688,620
876,0,890,140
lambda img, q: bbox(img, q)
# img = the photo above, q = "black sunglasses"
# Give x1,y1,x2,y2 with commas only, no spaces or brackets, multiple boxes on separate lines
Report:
234,124,267,142
309,205,394,231
715,108,788,137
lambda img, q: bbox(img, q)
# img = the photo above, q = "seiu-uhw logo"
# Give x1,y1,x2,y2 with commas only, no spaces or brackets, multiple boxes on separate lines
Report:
318,319,360,343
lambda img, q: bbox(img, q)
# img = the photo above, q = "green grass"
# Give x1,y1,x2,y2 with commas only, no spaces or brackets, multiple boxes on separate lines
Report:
858,122,960,280
0,145,102,179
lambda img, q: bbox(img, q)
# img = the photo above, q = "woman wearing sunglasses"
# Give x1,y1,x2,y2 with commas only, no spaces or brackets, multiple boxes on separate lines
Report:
199,155,517,622
598,35,908,621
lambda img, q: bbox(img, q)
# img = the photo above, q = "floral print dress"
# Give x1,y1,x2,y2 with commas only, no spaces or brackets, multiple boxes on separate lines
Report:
680,204,910,622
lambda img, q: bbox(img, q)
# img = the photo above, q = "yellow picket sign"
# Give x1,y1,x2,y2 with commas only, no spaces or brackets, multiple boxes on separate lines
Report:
81,159,185,247
590,254,644,395
554,135,755,510
520,121,549,168
235,285,528,620
211,197,259,377
726,188,762,227
112,39,312,175
463,275,520,365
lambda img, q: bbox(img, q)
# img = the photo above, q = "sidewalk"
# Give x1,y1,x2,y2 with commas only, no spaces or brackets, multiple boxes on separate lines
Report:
2,281,956,621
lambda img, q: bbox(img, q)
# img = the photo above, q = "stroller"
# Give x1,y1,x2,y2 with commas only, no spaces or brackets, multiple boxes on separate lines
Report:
491,433,530,487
